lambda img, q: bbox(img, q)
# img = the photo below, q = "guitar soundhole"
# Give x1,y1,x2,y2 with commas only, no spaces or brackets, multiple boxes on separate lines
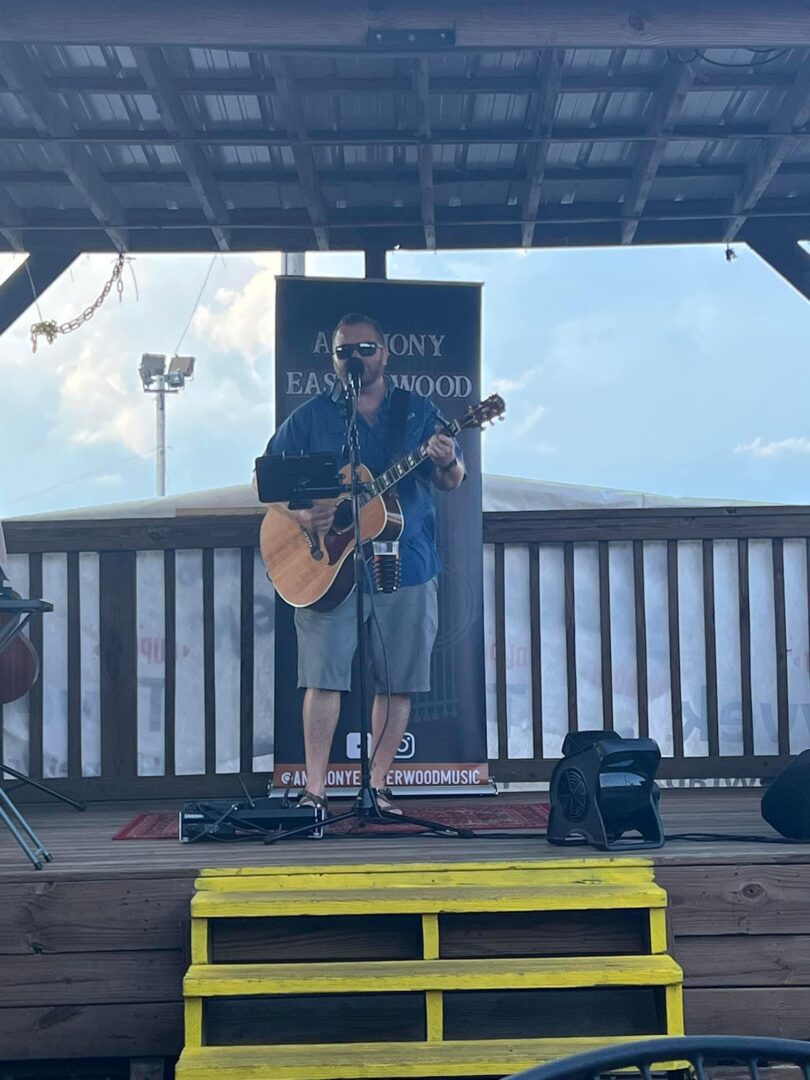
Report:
332,499,353,533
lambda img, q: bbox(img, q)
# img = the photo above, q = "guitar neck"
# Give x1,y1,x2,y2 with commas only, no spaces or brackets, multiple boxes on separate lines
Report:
361,418,462,504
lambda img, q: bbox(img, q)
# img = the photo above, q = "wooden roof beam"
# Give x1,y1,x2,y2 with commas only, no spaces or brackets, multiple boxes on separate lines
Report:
5,69,798,98
724,52,810,243
7,121,808,150
131,46,230,252
621,57,694,244
412,57,436,250
0,44,127,250
3,0,810,50
0,185,25,251
521,49,565,248
269,55,330,251
745,226,810,303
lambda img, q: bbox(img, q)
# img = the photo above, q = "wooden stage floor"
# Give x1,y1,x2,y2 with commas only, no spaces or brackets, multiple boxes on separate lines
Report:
1,787,810,1066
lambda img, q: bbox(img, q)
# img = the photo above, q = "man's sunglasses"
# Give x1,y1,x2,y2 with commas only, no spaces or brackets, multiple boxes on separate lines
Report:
334,342,382,360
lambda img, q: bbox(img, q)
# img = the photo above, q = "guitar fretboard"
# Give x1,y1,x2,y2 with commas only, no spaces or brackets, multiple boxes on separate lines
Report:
359,418,462,506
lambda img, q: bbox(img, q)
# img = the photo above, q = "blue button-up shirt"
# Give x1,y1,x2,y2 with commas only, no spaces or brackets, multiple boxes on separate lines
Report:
265,380,460,587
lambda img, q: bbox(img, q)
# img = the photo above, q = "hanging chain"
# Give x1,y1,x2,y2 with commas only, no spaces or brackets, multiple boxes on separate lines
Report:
30,252,128,353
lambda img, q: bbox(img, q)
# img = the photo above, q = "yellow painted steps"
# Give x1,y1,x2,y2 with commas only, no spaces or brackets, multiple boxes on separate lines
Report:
176,1036,686,1080
191,882,667,918
184,955,682,996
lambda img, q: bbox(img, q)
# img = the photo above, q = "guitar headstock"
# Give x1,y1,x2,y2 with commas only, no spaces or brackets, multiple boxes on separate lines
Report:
460,393,506,431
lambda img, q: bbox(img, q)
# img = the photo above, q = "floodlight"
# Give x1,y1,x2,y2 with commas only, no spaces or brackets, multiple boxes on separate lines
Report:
168,355,195,379
139,353,166,388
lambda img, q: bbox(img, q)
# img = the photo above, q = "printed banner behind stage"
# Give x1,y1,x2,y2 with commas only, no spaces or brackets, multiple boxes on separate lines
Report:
271,276,487,790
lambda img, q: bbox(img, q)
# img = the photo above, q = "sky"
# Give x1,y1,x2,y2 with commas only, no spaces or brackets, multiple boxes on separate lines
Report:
1,241,809,520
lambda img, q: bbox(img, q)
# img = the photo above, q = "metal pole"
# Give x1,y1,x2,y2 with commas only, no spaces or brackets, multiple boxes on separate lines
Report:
156,374,166,497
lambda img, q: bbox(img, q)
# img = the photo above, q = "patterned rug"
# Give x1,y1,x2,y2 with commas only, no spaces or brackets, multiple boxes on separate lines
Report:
113,801,550,840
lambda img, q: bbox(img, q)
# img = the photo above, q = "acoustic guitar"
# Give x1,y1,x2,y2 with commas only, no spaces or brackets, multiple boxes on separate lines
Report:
260,393,506,610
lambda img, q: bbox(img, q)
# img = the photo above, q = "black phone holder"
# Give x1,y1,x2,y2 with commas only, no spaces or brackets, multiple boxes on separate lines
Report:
254,452,348,508
547,731,664,851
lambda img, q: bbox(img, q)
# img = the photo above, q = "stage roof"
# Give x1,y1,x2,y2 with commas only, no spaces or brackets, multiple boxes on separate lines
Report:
1,1,810,255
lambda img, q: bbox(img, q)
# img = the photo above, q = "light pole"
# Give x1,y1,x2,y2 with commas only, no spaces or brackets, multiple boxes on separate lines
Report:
138,353,195,497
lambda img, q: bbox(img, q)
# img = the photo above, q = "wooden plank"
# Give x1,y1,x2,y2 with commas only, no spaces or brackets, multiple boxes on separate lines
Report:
99,551,137,780
212,913,423,963
633,540,649,738
183,955,683,996
9,505,810,557
0,1001,183,1060
703,539,719,758
239,546,254,774
0,877,193,954
676,934,810,987
205,990,426,1046
66,550,81,778
494,543,508,758
667,540,683,758
684,987,810,1038
657,863,810,935
482,506,810,545
738,539,754,757
599,541,613,730
529,542,543,758
564,542,577,732
164,549,176,777
0,950,184,1005
5,515,263,555
440,909,647,959
3,0,809,49
202,547,216,776
772,538,790,756
27,552,43,780
191,883,668,918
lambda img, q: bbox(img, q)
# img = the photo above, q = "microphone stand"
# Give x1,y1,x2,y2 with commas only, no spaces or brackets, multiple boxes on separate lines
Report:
265,371,472,843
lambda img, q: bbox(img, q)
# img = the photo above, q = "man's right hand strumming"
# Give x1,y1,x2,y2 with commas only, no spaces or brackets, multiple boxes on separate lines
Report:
289,501,336,533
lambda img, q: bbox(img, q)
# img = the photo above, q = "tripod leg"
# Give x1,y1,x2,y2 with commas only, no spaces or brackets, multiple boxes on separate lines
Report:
0,788,52,869
0,764,86,811
369,808,475,839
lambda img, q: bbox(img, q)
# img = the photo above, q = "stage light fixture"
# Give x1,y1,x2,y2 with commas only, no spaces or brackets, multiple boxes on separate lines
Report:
547,731,665,851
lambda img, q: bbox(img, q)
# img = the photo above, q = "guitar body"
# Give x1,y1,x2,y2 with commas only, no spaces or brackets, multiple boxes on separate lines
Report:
0,609,40,705
260,462,404,610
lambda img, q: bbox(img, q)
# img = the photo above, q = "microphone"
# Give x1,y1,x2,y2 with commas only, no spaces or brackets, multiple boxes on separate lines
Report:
346,356,364,394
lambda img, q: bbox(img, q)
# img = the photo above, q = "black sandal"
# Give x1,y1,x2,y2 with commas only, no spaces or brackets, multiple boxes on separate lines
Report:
298,790,328,812
373,787,403,815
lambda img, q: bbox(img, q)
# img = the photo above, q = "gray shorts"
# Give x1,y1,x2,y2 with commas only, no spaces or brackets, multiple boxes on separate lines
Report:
294,578,439,694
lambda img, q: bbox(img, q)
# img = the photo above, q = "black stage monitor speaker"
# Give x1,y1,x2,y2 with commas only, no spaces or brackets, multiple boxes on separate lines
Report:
548,731,664,851
761,749,810,839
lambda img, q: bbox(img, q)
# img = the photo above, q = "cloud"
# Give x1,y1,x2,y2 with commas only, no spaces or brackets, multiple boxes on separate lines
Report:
193,253,281,362
734,436,810,458
511,403,549,440
490,371,537,396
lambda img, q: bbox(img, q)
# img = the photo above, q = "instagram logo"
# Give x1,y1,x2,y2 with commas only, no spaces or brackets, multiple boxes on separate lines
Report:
396,733,416,759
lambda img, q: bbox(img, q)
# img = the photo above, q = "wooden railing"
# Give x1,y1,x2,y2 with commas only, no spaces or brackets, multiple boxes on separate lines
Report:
3,505,809,800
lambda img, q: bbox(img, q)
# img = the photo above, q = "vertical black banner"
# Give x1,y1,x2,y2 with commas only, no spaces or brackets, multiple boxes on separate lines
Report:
272,277,487,790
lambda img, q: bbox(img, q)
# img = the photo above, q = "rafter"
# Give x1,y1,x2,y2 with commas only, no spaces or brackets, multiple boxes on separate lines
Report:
745,227,810,303
131,46,230,252
0,44,127,250
724,52,810,243
521,49,565,248
2,0,810,51
268,55,329,251
621,58,694,244
412,57,435,250
0,68,797,99
3,120,810,151
0,185,25,251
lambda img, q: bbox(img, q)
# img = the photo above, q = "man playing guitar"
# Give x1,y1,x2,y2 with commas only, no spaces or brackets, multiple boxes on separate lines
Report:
262,312,465,815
